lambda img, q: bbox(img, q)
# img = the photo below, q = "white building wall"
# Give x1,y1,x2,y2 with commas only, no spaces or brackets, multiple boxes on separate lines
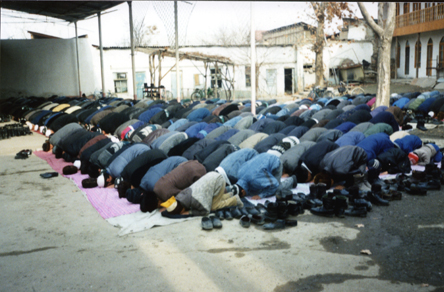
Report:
394,29,444,79
1,39,96,98
296,41,373,87
93,46,298,100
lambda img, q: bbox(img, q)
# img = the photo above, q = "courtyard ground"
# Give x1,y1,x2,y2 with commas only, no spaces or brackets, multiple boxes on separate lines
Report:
0,123,443,291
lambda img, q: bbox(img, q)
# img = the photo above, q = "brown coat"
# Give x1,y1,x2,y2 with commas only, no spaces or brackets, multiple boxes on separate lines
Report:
153,160,206,202
386,106,404,126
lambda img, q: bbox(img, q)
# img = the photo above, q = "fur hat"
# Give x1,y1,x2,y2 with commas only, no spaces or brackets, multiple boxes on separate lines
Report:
408,152,419,164
294,166,309,183
82,178,98,189
42,141,51,152
62,165,78,175
140,191,159,213
54,146,63,159
117,181,132,199
313,172,333,189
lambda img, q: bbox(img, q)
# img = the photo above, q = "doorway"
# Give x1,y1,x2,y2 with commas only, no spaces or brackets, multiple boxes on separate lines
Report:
284,68,294,94
135,72,146,100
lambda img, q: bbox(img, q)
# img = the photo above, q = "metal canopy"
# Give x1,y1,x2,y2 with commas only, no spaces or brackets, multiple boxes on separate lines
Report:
136,47,235,66
1,1,124,22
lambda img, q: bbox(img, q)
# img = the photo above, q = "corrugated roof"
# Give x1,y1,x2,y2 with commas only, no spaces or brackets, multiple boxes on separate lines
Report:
2,1,124,22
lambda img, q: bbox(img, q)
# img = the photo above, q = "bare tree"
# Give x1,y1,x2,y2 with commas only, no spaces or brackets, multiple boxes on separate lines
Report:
117,19,158,47
310,2,353,87
358,2,396,107
198,25,250,46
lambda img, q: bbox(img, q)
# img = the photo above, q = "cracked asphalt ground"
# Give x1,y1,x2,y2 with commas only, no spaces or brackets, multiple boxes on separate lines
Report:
1,124,443,292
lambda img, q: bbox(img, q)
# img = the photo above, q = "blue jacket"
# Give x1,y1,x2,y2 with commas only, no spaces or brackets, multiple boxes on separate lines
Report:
139,156,187,192
430,143,443,162
223,116,243,128
195,123,221,139
356,133,395,161
168,118,189,131
416,97,436,113
394,135,423,154
334,121,356,134
187,108,211,122
236,153,281,198
335,131,365,147
185,122,209,138
138,107,164,123
392,97,410,108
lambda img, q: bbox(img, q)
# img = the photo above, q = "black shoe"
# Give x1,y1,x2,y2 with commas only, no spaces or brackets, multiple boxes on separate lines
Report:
215,210,225,220
416,120,428,131
224,210,233,220
201,217,213,230
365,190,389,206
404,186,427,196
239,215,251,228
230,207,242,219
310,206,335,217
239,207,249,217
246,206,260,216
40,172,59,179
263,219,286,230
344,206,367,217
210,215,222,229
255,203,267,214
287,200,303,216
354,198,373,212
251,214,265,225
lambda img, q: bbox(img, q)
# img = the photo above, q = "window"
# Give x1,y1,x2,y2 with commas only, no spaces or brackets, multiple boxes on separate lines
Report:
405,41,410,75
245,66,251,87
210,68,222,89
114,72,128,93
396,41,400,68
440,37,444,68
427,38,433,76
415,40,421,68
413,3,421,11
403,3,410,14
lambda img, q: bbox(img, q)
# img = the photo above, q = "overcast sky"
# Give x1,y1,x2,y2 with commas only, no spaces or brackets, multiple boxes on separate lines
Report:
1,1,378,46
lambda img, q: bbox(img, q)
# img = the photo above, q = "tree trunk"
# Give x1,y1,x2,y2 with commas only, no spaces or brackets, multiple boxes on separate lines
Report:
315,3,325,87
375,36,392,107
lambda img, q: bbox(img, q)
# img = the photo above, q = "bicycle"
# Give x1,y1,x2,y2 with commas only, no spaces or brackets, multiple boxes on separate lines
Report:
338,81,365,96
190,87,206,101
308,86,335,99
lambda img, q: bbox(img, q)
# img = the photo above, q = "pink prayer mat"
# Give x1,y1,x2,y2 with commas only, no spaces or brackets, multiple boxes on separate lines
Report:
34,150,140,219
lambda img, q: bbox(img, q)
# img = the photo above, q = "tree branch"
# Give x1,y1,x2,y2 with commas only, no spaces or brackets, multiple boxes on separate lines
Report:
358,2,383,36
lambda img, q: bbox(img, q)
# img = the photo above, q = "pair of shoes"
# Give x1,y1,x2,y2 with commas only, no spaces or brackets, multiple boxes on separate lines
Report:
202,215,222,230
365,185,389,206
14,152,29,159
17,149,32,156
263,219,297,230
40,172,59,179
239,215,251,228
250,214,265,225
310,190,348,218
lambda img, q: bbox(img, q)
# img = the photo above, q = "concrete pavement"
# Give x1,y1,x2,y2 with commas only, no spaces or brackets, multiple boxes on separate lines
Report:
0,128,443,292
